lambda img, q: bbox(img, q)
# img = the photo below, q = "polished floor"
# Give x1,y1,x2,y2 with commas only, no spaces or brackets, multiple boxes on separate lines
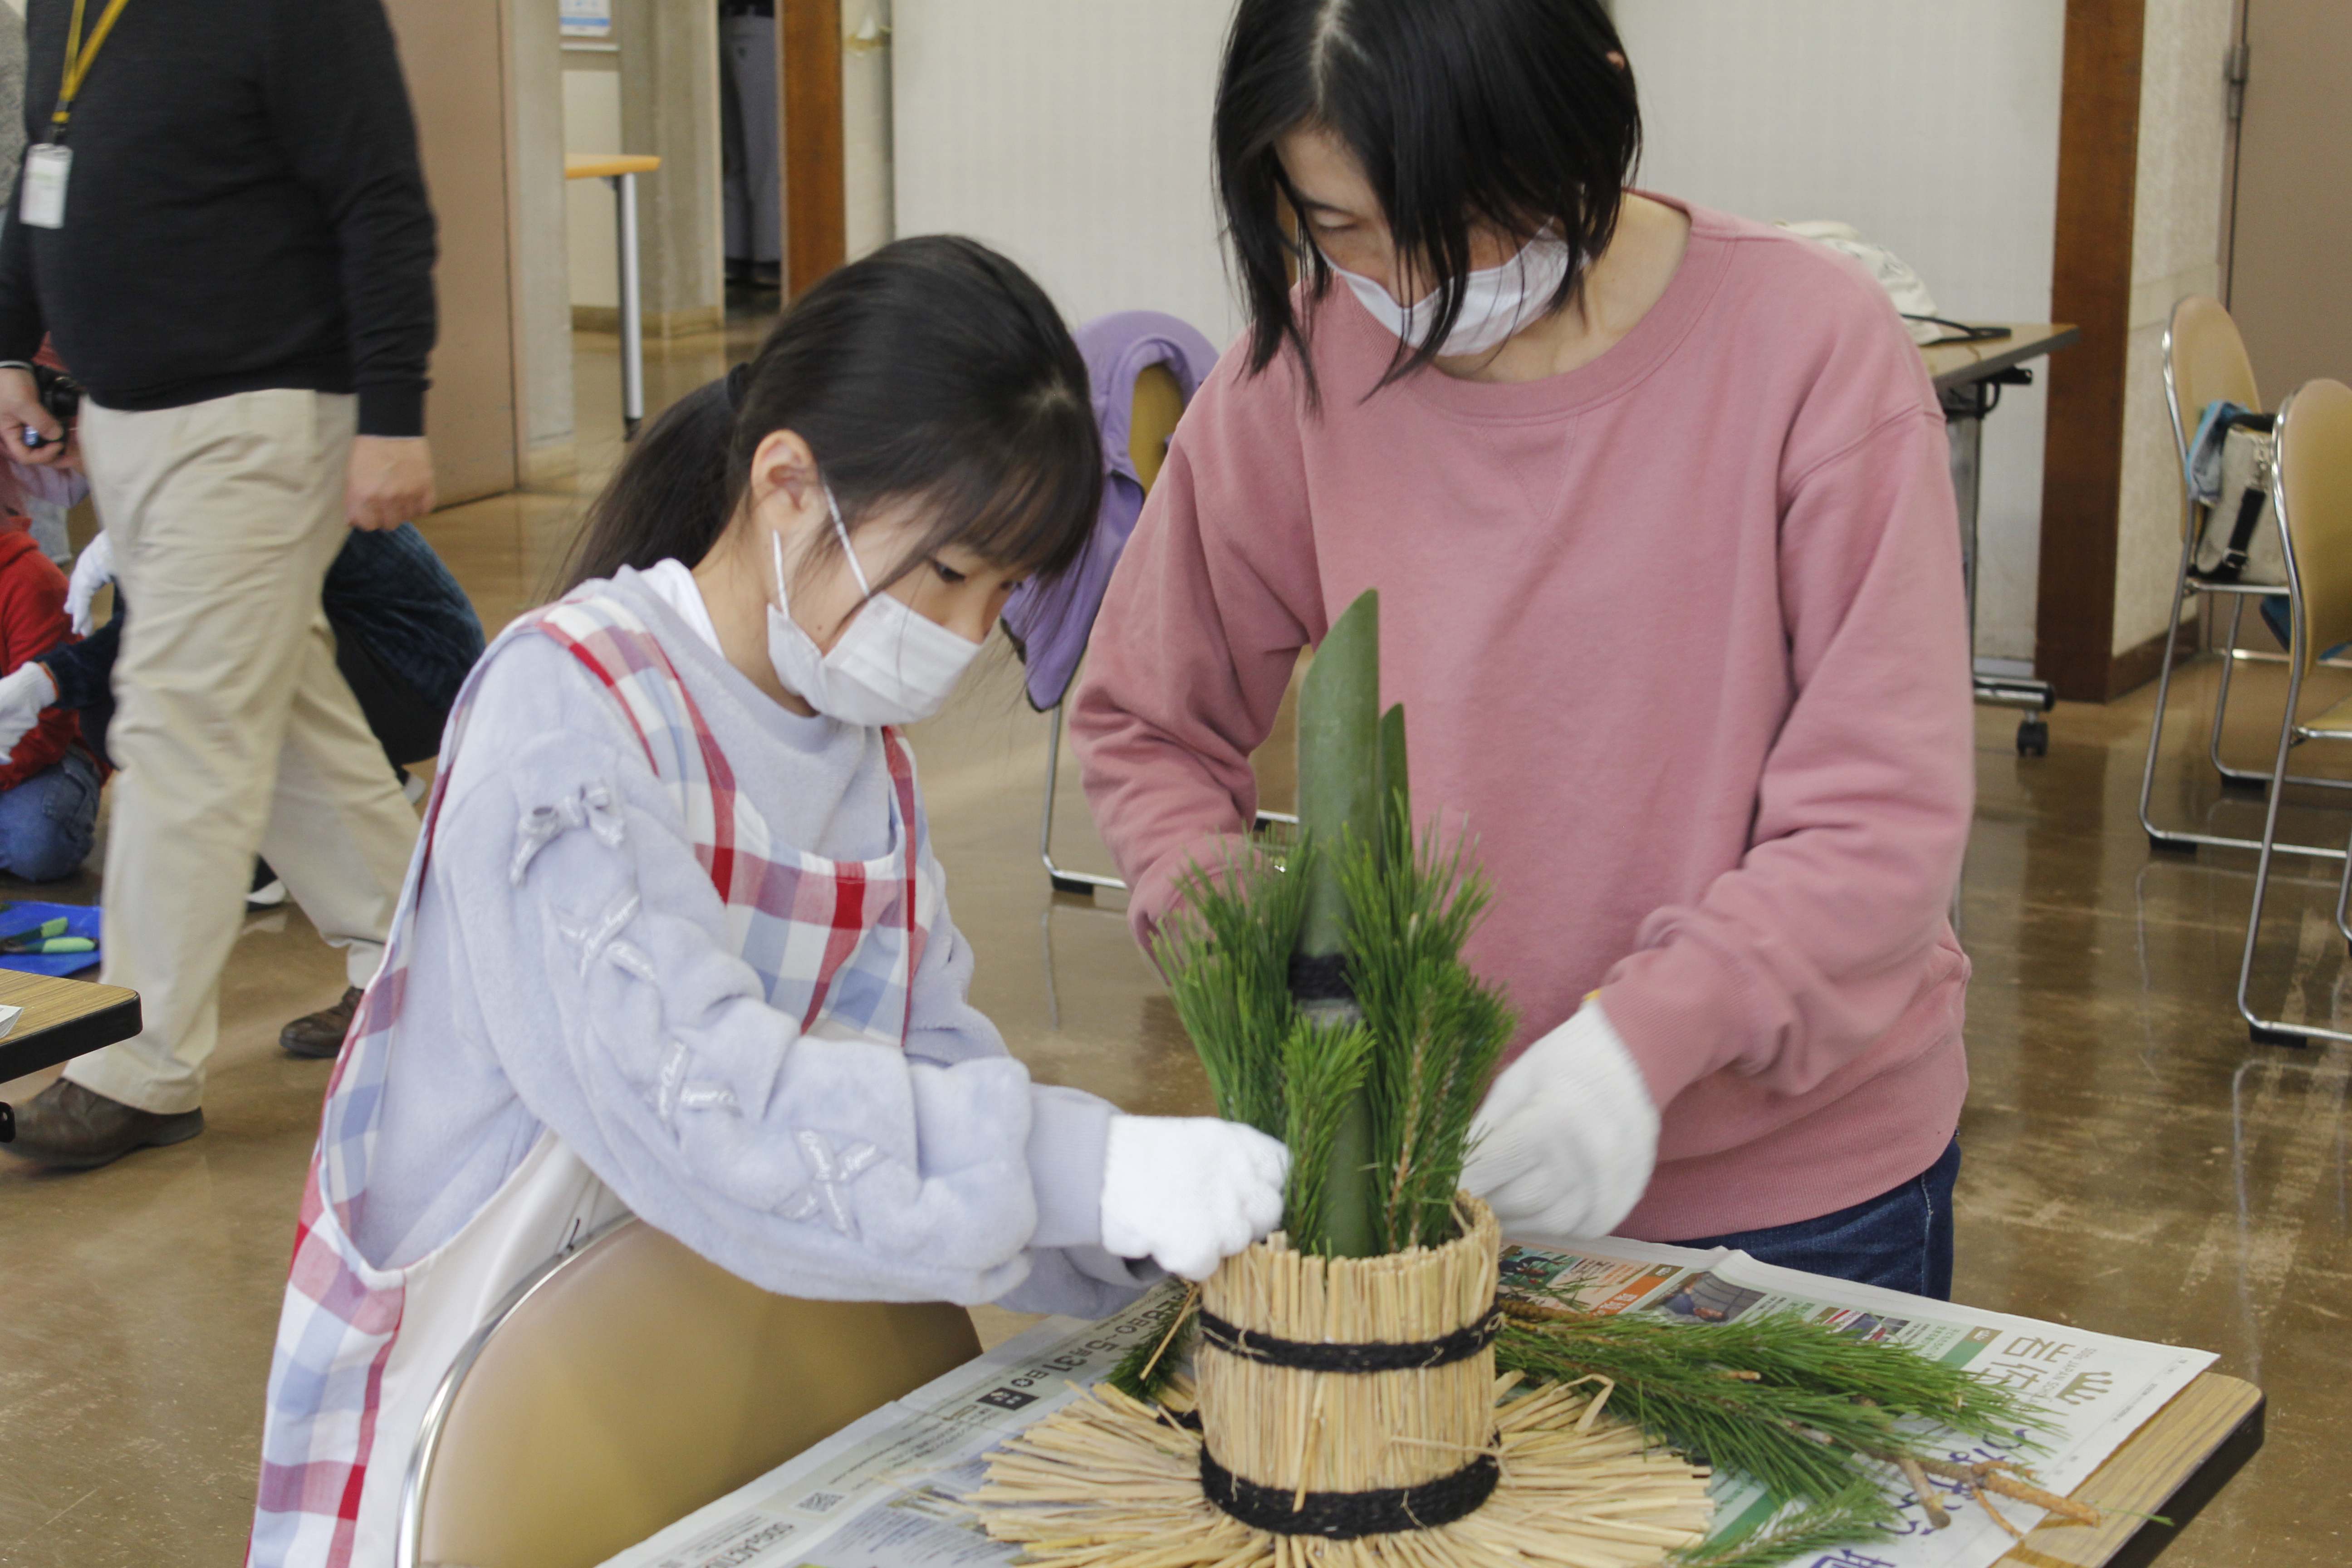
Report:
2,340,2346,1563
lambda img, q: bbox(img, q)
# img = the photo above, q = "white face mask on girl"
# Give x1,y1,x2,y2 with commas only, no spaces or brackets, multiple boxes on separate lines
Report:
1327,230,1573,358
765,485,986,726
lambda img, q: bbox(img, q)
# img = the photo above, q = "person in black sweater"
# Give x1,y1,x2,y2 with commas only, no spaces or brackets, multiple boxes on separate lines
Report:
0,0,439,1169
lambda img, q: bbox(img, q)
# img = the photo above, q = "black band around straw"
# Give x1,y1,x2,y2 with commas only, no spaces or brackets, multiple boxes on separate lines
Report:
1196,1304,1502,1373
1200,1447,1501,1539
1287,951,1353,1003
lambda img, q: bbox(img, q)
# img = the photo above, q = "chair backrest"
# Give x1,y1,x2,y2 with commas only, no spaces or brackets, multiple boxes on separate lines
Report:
2165,295,2263,470
1129,362,1185,494
406,1219,981,1568
2274,379,2352,672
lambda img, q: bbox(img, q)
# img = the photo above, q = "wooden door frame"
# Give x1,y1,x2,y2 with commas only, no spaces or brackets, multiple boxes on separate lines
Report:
2033,0,2151,702
782,0,846,297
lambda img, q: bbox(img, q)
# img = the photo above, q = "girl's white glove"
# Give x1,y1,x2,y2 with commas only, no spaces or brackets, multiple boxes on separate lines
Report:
1099,1114,1289,1281
65,530,113,636
0,661,56,755
1461,1001,1659,1245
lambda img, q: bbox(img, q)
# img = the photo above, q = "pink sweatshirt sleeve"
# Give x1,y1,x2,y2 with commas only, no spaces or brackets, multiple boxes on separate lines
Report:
1069,360,1323,947
1598,404,1975,1109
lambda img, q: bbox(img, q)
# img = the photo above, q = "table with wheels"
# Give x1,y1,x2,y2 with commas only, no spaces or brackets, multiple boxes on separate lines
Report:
1922,323,2081,757
0,967,142,1142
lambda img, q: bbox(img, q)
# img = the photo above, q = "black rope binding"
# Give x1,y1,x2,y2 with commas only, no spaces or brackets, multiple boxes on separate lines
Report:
1196,1304,1502,1373
1287,950,1353,1003
1200,1447,1501,1539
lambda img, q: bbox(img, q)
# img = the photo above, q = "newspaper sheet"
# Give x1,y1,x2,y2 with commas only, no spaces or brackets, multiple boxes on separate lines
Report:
600,1243,2215,1568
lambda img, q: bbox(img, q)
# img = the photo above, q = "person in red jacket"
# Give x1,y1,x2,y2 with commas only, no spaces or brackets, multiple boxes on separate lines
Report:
0,523,94,879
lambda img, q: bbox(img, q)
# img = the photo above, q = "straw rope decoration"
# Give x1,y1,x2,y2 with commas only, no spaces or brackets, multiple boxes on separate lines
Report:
974,592,1715,1568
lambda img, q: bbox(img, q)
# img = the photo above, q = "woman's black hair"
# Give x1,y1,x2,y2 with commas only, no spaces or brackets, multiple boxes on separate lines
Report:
1215,0,1641,389
561,235,1101,598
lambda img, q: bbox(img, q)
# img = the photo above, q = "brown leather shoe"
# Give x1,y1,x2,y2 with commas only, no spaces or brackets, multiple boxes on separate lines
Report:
2,1078,205,1169
280,986,365,1059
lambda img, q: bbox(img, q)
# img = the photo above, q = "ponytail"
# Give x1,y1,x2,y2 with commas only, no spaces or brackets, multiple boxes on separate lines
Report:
559,237,1100,599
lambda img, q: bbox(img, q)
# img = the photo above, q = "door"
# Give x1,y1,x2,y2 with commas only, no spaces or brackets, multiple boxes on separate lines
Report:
2227,0,2352,401
384,0,522,505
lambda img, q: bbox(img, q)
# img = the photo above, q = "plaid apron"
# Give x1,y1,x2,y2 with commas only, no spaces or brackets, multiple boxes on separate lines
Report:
248,589,934,1568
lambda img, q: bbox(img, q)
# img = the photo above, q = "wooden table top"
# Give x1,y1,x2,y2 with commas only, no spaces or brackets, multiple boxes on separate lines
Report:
2000,1372,2263,1568
566,152,662,181
0,968,142,1085
1922,323,2081,392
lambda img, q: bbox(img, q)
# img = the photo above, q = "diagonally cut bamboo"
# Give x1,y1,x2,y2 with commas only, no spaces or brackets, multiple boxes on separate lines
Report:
1294,589,1385,1259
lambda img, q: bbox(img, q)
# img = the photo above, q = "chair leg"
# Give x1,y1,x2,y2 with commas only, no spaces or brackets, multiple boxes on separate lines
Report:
1040,702,1125,897
2239,665,2352,1048
2209,596,2273,788
2139,544,2201,853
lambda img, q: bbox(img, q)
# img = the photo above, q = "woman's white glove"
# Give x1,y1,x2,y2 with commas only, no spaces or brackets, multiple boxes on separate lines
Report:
1099,1114,1289,1281
0,661,57,755
1461,1001,1660,1245
65,530,113,636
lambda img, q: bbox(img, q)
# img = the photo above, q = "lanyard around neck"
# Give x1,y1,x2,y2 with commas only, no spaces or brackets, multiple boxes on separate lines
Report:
49,0,133,137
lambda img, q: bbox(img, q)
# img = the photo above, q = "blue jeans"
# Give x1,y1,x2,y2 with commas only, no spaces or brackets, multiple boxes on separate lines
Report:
1669,1139,1961,1300
0,748,100,881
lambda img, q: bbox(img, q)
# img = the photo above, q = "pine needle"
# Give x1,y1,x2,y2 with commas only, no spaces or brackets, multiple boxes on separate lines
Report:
1669,1483,1893,1568
1497,1305,2056,1516
1336,814,1514,1253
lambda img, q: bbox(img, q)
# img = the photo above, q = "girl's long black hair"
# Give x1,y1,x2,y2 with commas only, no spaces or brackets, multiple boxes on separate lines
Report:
1215,0,1641,390
559,235,1102,597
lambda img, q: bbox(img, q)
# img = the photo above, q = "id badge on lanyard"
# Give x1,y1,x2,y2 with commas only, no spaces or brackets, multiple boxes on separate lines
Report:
20,145,69,229
29,0,137,231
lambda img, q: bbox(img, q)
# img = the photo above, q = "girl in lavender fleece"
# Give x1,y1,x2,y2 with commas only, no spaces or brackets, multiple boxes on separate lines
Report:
1073,0,1975,1297
249,238,1285,1568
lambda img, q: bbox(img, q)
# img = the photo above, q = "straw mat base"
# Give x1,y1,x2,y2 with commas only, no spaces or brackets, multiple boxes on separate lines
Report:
972,1375,1714,1568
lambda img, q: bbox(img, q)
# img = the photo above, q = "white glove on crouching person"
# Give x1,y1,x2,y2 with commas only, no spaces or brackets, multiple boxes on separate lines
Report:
1462,1000,1660,1245
65,530,113,637
0,661,57,755
1099,1115,1289,1281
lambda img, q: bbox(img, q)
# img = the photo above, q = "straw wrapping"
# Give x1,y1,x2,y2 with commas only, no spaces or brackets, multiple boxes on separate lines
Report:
1198,1447,1499,1539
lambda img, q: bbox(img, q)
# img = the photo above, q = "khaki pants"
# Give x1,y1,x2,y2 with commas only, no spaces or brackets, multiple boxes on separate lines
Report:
64,390,421,1114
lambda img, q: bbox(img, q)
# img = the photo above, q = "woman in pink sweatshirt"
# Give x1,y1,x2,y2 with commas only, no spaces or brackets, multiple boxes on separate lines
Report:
1070,0,1975,1296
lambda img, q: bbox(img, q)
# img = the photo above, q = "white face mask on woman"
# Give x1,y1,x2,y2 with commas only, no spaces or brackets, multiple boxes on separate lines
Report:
765,485,985,726
1327,229,1572,358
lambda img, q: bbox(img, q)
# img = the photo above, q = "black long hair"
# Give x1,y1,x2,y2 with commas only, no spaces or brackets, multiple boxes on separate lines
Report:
561,235,1101,597
1215,0,1641,389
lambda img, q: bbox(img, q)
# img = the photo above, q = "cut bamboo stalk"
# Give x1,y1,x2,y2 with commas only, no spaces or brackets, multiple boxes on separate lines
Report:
1294,588,1383,1259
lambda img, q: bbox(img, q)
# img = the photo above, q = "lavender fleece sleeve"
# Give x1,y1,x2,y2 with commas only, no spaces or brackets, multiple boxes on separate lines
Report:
406,632,1142,1312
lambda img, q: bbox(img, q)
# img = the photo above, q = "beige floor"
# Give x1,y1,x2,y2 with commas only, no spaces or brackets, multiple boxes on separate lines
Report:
1,335,2346,1564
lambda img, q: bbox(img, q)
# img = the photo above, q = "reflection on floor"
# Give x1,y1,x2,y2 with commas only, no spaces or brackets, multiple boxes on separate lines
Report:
0,341,2345,1563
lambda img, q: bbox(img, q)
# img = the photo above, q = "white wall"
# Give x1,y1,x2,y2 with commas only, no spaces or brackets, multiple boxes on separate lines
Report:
1614,0,2066,665
2113,0,2236,657
563,48,623,309
892,0,1241,347
843,0,895,261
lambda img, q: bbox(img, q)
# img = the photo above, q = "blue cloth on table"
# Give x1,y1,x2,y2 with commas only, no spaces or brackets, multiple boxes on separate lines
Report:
0,897,99,975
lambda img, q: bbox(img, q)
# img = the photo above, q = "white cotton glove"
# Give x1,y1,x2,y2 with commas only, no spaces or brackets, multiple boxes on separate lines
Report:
1461,1000,1660,1246
65,530,113,636
0,661,56,755
1099,1114,1290,1281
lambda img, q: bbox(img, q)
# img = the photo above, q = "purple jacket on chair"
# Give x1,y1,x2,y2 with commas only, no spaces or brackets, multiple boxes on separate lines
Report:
1003,310,1220,711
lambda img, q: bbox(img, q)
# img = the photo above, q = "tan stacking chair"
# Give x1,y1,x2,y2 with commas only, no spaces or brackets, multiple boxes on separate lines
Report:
2236,380,2352,1047
2141,298,2352,857
396,1218,981,1568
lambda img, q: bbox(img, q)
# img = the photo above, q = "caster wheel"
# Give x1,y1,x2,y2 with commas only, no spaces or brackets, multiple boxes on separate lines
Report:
1049,875,1099,898
2220,774,2269,795
2148,832,2198,855
2016,715,2049,756
2251,1024,2312,1049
